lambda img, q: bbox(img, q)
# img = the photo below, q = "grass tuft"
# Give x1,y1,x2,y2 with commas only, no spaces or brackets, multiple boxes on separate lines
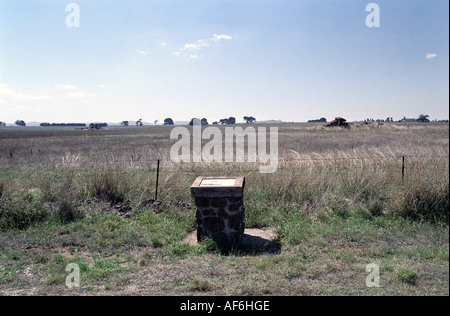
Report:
395,267,420,286
395,183,449,223
0,182,4,199
87,173,126,204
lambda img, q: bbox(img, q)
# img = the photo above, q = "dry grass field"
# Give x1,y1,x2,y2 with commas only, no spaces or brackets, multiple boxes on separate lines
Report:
0,122,448,296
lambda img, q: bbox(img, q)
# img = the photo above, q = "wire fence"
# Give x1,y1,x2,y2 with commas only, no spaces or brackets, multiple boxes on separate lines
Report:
1,154,448,201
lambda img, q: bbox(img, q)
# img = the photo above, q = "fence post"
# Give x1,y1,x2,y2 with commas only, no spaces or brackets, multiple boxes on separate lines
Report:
155,159,160,201
402,156,405,185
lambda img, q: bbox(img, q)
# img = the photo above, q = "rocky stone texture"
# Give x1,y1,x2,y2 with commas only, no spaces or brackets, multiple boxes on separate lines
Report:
195,196,245,243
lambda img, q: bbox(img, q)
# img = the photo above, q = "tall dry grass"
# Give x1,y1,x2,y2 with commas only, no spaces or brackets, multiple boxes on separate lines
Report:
0,123,448,229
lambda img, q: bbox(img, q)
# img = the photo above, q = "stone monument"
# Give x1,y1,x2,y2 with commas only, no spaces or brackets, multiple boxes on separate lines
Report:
190,176,245,244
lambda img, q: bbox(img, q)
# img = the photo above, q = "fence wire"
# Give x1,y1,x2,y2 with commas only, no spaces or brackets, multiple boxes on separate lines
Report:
1,154,448,182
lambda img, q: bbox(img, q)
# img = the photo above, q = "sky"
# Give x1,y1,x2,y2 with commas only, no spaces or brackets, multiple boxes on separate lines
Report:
0,0,449,124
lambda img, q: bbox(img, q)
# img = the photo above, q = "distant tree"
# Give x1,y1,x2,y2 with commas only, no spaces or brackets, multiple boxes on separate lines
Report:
0,121,6,127
244,116,256,124
136,119,143,126
154,120,159,125
40,122,86,127
219,117,236,124
417,114,430,123
15,120,26,126
164,118,174,126
189,118,200,126
89,123,107,128
201,118,209,125
308,117,327,123
212,121,218,125
120,121,129,126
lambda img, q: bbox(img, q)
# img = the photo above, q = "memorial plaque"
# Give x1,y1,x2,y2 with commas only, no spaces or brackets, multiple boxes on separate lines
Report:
200,178,236,187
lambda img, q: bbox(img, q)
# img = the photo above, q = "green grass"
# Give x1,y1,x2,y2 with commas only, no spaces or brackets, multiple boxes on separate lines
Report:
0,200,447,295
395,267,420,286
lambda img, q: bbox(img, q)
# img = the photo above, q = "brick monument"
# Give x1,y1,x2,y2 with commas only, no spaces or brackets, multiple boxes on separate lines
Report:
190,176,245,244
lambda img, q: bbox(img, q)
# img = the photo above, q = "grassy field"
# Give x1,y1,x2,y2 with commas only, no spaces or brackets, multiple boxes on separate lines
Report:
0,122,448,296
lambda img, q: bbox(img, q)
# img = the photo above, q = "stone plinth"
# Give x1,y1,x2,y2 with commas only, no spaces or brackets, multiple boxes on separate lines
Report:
190,177,245,244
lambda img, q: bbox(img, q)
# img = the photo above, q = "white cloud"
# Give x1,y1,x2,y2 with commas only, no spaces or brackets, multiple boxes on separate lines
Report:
66,91,87,98
65,91,97,98
13,94,52,101
0,84,14,97
213,34,232,41
426,53,438,59
1,83,96,102
137,50,148,55
55,84,76,90
174,34,232,58
11,105,29,111
99,84,105,89
1,83,52,101
184,43,200,50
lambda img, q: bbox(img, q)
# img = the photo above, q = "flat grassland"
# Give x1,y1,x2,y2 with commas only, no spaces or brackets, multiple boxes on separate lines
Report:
0,123,448,296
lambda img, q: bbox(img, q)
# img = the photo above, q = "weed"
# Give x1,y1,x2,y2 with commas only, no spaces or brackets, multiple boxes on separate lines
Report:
150,236,164,248
395,183,449,223
395,267,419,286
189,278,213,292
0,193,48,230
88,173,126,204
0,182,4,199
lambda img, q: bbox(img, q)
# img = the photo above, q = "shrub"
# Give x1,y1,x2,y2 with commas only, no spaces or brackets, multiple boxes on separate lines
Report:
395,267,419,286
0,182,4,199
0,194,48,230
367,199,385,217
396,184,449,223
53,173,82,223
56,199,80,224
328,194,350,219
87,173,126,204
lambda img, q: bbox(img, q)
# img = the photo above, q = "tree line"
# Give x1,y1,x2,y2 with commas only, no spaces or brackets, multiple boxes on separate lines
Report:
178,116,256,126
2,114,448,128
40,123,87,127
364,114,448,123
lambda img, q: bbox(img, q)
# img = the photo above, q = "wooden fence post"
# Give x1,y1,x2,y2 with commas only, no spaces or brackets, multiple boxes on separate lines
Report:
402,156,405,185
155,159,160,201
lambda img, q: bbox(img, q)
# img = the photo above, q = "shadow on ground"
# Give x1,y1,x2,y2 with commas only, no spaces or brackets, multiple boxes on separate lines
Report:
184,227,282,256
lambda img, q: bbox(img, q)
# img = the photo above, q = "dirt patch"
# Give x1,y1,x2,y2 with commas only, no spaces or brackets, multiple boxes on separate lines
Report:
183,227,279,255
244,228,278,243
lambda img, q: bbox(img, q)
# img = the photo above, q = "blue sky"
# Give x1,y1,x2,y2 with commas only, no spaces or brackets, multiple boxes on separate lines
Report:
0,0,448,123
